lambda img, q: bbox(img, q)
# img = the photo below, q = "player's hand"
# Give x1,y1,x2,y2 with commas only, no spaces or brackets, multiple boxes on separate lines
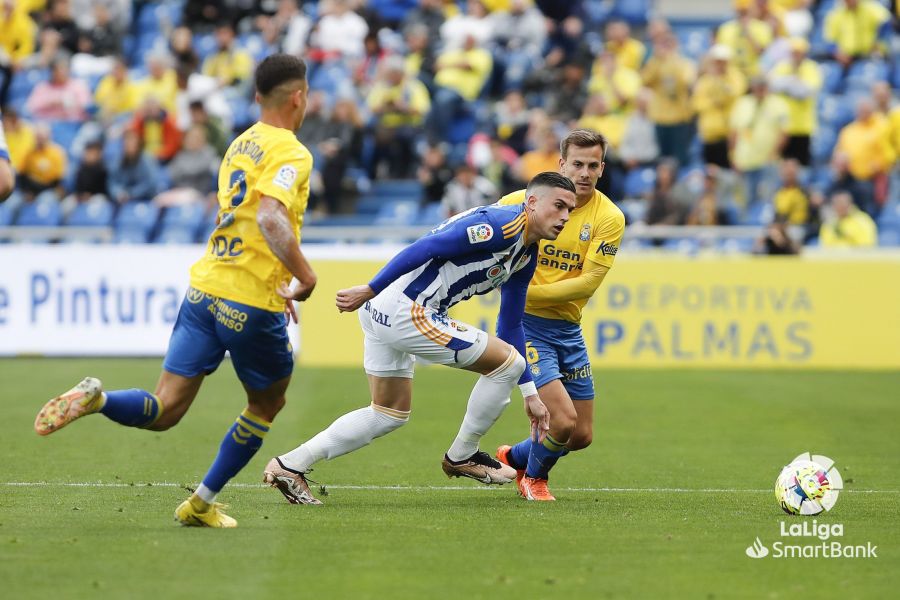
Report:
336,285,376,313
524,394,550,443
278,280,316,323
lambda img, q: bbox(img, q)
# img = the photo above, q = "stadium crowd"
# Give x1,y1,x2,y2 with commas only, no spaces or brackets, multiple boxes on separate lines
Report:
0,0,898,249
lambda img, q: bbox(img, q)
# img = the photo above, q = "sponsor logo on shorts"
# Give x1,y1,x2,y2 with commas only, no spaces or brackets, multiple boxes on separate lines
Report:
206,297,249,332
580,223,591,241
187,287,206,304
530,364,541,376
467,224,494,244
449,320,467,332
562,364,593,381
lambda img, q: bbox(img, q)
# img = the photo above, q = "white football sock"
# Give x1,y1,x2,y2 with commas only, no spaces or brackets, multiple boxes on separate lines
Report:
279,403,409,472
447,350,525,462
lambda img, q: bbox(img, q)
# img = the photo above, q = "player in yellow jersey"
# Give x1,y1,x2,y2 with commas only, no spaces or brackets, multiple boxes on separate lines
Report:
496,129,625,501
0,107,14,200
33,54,318,526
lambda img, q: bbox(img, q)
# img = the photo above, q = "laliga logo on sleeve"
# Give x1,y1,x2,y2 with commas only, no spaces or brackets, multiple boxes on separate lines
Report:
745,537,769,559
467,224,494,244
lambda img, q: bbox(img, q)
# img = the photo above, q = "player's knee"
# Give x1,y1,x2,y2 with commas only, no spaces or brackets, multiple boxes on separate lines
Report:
553,409,578,441
567,431,593,451
487,350,526,384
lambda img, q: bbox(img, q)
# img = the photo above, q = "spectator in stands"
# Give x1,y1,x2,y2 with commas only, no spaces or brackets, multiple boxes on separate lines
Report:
403,23,436,88
872,81,900,157
729,76,789,207
772,0,813,38
368,56,431,179
834,99,895,218
183,0,229,30
25,55,90,121
139,52,179,115
21,28,62,71
1,106,35,173
188,100,229,158
516,124,559,183
644,158,688,227
494,89,531,154
169,26,200,73
310,0,369,60
773,158,809,225
530,61,587,125
0,0,36,106
768,38,821,167
308,96,363,215
441,163,496,217
19,123,67,200
824,0,891,68
76,2,121,57
755,217,800,255
403,0,445,46
641,32,696,167
752,0,788,38
203,22,254,91
45,0,80,55
417,143,454,206
426,33,493,142
154,125,218,207
715,0,773,78
685,169,730,226
619,89,660,172
477,136,519,196
131,96,182,164
588,50,641,115
819,190,877,247
604,20,646,72
260,0,312,57
94,56,139,122
692,45,746,169
488,0,546,92
109,129,159,205
353,31,389,95
174,65,232,134
578,95,624,152
61,138,107,215
544,14,591,70
441,0,493,50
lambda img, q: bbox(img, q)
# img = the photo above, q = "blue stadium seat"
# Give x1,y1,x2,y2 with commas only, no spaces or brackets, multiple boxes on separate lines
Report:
0,198,16,227
66,198,114,227
742,201,774,226
307,214,374,227
16,197,63,228
114,202,160,239
612,0,651,26
845,60,889,91
374,200,418,225
50,121,83,158
878,224,900,247
368,0,417,22
583,0,615,25
355,195,383,215
193,33,218,61
161,203,208,236
154,224,196,244
372,180,422,201
623,167,656,198
810,126,838,164
819,61,844,94
675,27,713,61
8,69,49,109
415,202,443,226
818,95,854,129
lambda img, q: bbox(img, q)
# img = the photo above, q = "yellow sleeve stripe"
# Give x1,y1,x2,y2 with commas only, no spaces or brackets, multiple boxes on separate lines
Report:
501,213,526,234
503,221,526,239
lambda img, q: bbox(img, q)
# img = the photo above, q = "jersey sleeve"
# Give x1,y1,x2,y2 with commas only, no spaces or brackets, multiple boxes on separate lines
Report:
368,209,511,294
255,142,312,212
496,251,538,385
586,208,625,268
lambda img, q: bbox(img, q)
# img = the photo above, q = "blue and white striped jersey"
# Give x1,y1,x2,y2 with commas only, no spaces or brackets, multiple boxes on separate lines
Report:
369,203,537,313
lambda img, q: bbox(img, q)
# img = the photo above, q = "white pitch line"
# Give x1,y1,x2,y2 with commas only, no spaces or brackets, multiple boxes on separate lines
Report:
1,482,897,493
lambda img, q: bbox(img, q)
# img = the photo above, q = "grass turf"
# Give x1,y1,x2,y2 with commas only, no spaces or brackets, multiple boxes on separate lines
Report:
1,359,898,599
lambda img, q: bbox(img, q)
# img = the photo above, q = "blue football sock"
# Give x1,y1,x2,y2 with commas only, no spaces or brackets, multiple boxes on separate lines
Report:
525,434,567,479
100,389,161,428
201,409,270,494
509,437,532,469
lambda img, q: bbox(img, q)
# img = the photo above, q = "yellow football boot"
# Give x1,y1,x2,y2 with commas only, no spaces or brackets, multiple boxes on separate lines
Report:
174,498,238,528
34,377,103,436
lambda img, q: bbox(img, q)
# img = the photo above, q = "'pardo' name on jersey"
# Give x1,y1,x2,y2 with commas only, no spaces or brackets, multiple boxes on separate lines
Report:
226,139,264,165
540,244,582,272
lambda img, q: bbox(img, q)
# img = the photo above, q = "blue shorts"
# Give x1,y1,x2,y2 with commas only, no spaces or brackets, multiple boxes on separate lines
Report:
522,313,594,400
163,287,294,390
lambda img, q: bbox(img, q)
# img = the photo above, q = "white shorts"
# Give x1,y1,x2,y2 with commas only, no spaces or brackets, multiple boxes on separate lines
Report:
358,287,489,378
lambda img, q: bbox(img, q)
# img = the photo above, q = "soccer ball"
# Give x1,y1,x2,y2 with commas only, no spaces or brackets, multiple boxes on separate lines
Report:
774,459,832,515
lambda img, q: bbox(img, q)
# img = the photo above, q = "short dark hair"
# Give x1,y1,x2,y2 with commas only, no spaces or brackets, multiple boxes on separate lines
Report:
255,53,308,97
560,129,609,161
526,171,577,197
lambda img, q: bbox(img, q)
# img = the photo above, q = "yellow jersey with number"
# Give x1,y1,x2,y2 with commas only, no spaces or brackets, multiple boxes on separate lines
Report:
190,122,312,312
498,188,625,323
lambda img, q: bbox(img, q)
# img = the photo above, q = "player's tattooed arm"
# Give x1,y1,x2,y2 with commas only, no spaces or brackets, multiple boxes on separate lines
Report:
258,195,317,320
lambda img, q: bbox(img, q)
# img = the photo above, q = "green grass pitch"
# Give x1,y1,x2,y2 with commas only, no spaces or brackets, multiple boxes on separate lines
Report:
1,359,898,599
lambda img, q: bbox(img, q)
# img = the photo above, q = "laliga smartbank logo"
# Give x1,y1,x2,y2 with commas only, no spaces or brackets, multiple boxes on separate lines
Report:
745,453,878,559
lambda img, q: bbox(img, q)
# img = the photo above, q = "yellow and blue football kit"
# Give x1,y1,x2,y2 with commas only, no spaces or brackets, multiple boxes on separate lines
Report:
165,122,313,390
499,188,625,399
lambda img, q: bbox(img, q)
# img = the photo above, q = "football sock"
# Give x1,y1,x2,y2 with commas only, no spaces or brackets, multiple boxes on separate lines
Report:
447,351,524,462
279,403,409,472
199,409,271,500
100,389,162,428
509,437,532,470
526,433,567,479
